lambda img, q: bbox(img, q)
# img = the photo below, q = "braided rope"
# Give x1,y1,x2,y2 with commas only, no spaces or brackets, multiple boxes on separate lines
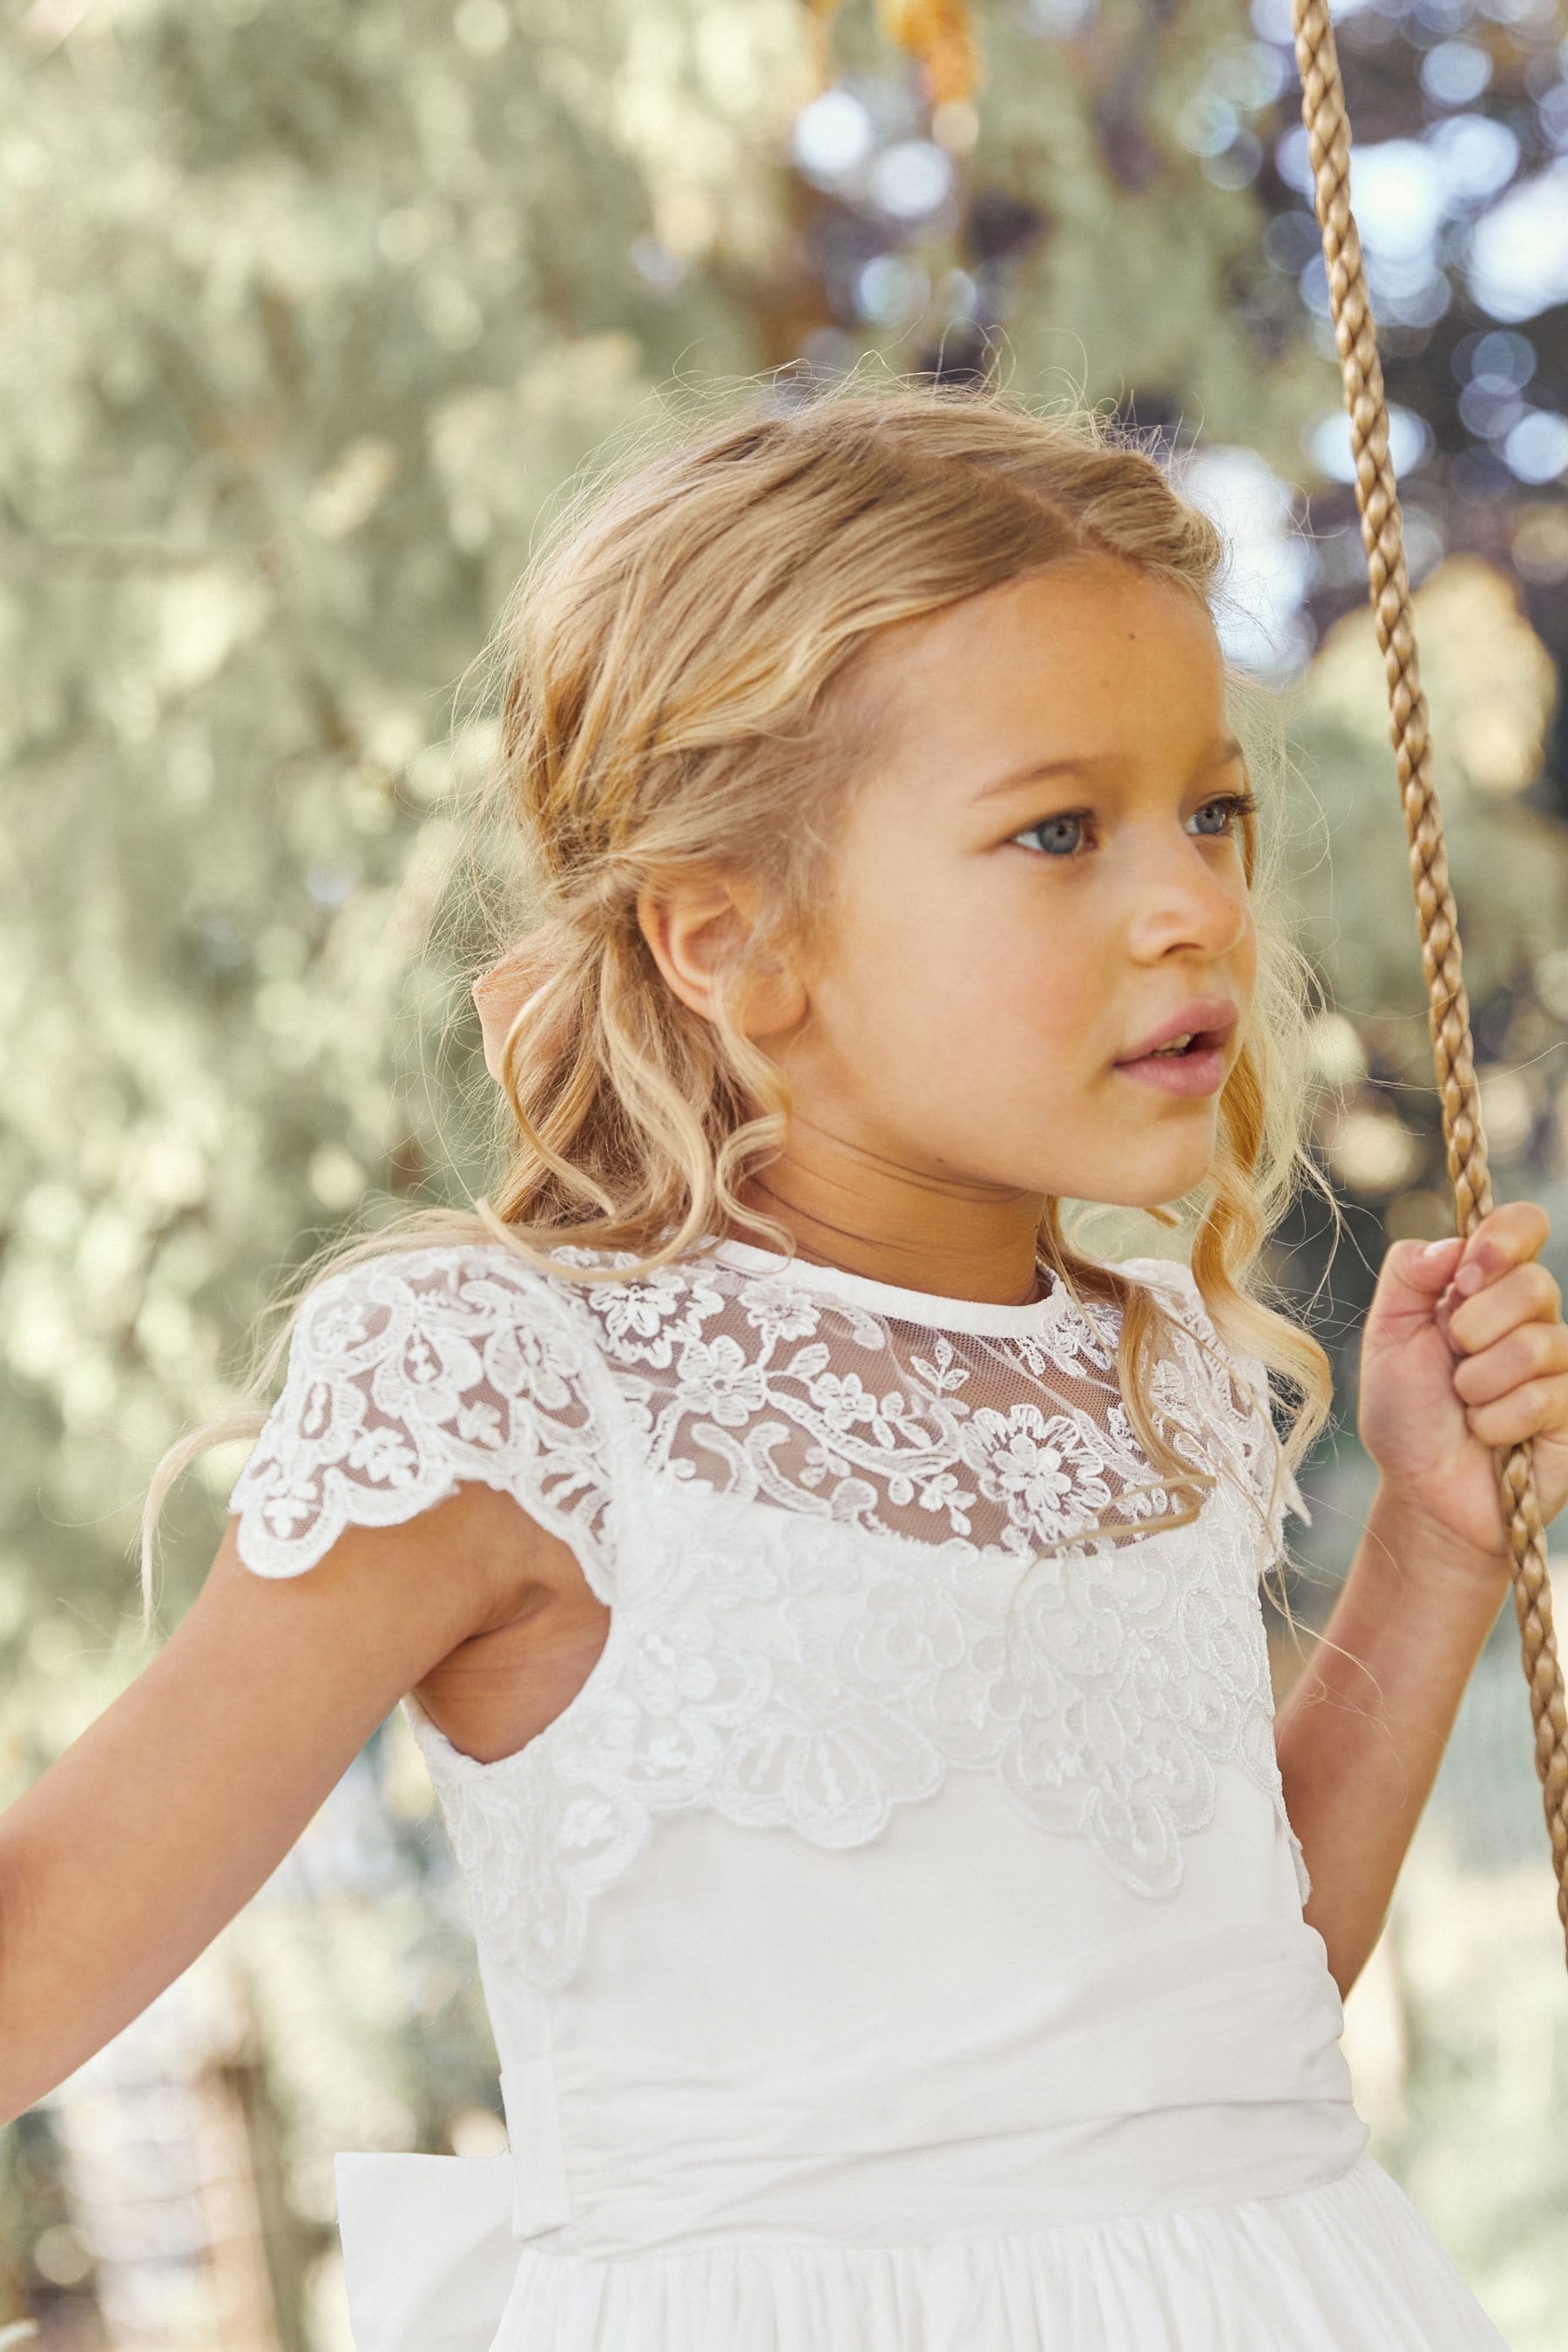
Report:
1291,0,1568,1951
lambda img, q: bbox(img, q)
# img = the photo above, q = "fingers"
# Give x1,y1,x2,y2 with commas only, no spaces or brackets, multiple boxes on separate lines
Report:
1450,1310,1568,1409
1445,1199,1551,1299
1455,1369,1568,1450
1438,1202,1566,1448
1442,1255,1562,1355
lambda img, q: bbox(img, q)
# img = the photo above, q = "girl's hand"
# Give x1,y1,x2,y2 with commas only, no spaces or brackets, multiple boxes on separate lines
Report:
1357,1200,1568,1580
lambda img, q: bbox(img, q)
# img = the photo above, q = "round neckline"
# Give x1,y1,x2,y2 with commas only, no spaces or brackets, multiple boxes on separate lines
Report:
698,1232,1070,1339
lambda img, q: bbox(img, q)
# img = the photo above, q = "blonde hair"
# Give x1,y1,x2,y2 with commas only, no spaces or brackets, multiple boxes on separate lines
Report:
139,366,1342,1644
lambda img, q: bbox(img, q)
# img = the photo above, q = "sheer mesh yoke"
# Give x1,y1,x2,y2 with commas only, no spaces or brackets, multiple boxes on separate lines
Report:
552,1233,1309,1564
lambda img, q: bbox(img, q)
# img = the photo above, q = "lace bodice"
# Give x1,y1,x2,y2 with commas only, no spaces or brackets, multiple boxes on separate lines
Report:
228,1234,1312,1988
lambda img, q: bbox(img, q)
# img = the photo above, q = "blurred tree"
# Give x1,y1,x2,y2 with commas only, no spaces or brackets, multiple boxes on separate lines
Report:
5,0,1568,2342
0,0,1342,1682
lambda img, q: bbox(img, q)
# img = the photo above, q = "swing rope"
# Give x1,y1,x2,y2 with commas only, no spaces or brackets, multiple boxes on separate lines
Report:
813,0,1568,1958
1288,0,1568,1955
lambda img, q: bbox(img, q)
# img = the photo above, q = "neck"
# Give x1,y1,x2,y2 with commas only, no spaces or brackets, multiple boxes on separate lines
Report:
719,1132,1049,1308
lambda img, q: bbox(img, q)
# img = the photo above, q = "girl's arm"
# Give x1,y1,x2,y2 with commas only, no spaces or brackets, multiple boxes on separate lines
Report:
0,1483,537,2126
1281,1202,1568,2002
1273,1480,1511,2002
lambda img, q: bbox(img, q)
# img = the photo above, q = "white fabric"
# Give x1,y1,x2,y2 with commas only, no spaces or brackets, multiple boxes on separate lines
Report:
230,1234,1509,2350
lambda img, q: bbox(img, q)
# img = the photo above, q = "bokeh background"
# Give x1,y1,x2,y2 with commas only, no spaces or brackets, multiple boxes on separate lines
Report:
4,0,1568,2342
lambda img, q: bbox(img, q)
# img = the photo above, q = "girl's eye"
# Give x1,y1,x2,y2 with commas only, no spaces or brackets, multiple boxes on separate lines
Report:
1011,790,1260,860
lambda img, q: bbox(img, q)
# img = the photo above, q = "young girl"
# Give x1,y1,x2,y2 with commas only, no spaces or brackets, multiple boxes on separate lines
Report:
4,377,1565,2352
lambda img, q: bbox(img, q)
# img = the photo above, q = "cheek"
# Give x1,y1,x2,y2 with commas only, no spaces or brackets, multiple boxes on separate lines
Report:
952,873,1089,997
821,854,955,1026
873,890,1097,1065
814,835,1102,1068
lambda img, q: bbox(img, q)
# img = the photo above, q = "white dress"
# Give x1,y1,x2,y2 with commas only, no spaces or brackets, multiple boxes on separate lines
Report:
227,1232,1510,2352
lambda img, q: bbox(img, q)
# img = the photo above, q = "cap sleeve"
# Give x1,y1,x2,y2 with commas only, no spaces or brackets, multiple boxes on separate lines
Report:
1118,1255,1311,1554
226,1243,622,1603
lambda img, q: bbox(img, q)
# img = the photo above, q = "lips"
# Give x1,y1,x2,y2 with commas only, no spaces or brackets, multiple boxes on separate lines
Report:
1115,998,1239,1064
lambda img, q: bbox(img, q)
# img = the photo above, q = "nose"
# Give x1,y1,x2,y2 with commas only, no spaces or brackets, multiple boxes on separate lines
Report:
1127,828,1252,962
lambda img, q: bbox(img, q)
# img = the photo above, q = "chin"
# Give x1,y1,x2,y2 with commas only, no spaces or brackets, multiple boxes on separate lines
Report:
1090,1151,1217,1213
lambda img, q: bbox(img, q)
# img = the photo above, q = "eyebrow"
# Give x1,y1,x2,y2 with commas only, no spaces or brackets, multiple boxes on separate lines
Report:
970,736,1247,802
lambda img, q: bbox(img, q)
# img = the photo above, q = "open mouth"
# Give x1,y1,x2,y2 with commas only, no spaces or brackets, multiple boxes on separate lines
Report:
1113,1030,1229,1092
1117,1031,1215,1064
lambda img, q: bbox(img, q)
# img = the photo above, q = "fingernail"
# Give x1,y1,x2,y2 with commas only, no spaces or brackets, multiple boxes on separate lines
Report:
1453,1261,1484,1294
1422,1237,1457,1257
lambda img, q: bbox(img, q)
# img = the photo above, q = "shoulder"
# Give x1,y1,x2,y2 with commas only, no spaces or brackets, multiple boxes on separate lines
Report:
289,1235,598,1330
278,1236,640,1388
1111,1254,1206,1323
1114,1254,1310,1540
1109,1253,1233,1390
227,1237,630,1593
1111,1251,1263,1401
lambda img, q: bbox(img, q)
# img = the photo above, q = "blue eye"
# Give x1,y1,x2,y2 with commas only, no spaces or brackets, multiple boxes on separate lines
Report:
1191,791,1259,837
1019,812,1086,857
1012,791,1259,860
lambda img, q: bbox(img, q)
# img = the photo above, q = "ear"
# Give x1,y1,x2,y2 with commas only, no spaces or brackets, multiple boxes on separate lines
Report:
635,875,806,1039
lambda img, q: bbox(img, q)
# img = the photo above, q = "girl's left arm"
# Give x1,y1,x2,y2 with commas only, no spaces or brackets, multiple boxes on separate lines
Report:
1274,1199,1568,2002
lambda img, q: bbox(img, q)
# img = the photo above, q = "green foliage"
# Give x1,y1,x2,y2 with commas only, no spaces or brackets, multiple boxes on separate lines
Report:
5,0,1565,2342
0,0,1328,1651
0,0,784,1649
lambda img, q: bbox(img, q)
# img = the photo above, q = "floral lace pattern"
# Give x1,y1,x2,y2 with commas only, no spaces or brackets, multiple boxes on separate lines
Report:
226,1246,628,1599
550,1240,1305,1565
228,1240,1313,1988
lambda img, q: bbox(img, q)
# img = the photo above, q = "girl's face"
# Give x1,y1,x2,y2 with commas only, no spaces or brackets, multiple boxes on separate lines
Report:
781,557,1259,1221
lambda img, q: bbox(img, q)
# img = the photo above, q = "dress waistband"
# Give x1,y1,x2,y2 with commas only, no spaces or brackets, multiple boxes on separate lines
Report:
493,1923,1369,2258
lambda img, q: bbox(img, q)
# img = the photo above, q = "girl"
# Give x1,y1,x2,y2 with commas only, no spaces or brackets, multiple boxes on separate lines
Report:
4,375,1565,2352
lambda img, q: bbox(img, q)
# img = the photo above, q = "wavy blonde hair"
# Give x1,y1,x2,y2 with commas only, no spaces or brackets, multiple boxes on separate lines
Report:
139,365,1342,1645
